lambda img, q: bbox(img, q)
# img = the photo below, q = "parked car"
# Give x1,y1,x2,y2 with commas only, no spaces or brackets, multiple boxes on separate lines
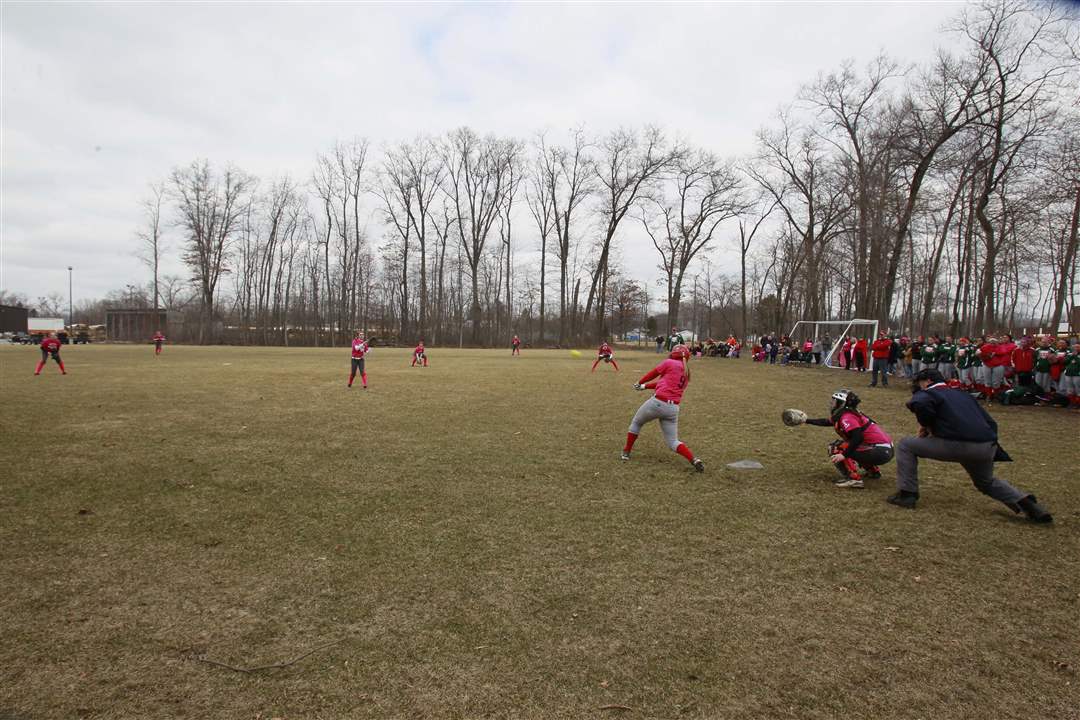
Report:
10,332,33,345
58,331,70,345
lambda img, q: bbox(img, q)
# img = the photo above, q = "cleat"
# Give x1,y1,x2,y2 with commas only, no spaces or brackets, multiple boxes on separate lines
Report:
835,478,864,489
864,468,882,480
620,451,631,461
1017,495,1053,523
887,491,918,509
692,458,705,472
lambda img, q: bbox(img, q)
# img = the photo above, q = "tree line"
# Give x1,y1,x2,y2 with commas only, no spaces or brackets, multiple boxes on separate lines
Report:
9,0,1074,345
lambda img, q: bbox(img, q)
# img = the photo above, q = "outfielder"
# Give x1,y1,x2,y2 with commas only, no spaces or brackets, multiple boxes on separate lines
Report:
348,330,370,389
412,340,428,367
621,344,704,472
35,333,66,376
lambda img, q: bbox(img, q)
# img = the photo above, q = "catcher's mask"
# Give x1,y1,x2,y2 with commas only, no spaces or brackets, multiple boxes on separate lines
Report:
669,344,691,360
830,389,860,420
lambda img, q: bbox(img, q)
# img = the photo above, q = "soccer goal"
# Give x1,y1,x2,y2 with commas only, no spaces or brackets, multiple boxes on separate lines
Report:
786,319,879,368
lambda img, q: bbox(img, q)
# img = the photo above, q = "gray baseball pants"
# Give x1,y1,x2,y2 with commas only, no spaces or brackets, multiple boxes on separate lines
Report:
1033,371,1051,392
629,397,682,450
938,362,956,380
895,436,1026,506
1059,375,1079,395
987,365,1006,389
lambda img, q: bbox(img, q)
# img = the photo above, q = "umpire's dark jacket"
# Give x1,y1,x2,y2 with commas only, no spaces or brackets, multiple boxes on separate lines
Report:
907,383,998,443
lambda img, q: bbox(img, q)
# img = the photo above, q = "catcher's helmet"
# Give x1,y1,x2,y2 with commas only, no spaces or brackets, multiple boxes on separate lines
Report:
669,344,691,360
830,389,860,418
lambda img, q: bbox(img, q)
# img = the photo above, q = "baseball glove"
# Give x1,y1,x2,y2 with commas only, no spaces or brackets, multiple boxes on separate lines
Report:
782,408,808,426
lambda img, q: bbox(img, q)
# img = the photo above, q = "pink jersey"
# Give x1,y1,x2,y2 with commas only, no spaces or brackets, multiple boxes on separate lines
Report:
835,410,891,448
351,339,369,359
638,358,690,404
598,343,612,356
414,345,425,355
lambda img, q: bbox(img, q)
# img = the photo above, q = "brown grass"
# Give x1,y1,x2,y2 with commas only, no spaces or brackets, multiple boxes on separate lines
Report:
1,344,1077,719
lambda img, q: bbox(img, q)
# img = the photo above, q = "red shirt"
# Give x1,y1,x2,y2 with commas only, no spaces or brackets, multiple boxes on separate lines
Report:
512,336,520,347
639,359,690,404
835,410,892,448
414,344,425,355
153,333,165,343
598,343,612,356
871,338,892,359
855,339,869,355
1011,346,1035,372
41,338,61,353
351,339,369,359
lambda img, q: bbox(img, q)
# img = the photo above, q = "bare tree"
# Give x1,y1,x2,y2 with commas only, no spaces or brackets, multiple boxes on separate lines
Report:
586,126,677,339
171,160,254,343
136,181,168,310
442,127,518,345
642,150,746,326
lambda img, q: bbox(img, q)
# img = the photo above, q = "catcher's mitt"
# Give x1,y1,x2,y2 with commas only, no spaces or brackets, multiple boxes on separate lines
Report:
782,408,808,426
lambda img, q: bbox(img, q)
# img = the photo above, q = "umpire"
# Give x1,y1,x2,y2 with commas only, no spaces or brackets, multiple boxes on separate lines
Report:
887,368,1052,522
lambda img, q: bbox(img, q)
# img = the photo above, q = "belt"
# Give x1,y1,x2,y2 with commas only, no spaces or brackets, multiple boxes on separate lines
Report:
873,443,893,448
654,397,680,405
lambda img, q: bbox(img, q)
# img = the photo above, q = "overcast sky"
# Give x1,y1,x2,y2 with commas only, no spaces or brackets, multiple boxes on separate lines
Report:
1,1,967,308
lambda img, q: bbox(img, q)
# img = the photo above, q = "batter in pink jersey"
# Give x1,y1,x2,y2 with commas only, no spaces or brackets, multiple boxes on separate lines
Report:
621,344,704,471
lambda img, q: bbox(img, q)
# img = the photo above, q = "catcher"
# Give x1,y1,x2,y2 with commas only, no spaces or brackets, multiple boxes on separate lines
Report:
782,389,893,489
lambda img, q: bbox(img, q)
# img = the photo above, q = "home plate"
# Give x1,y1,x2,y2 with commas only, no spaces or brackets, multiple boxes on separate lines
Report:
726,460,764,470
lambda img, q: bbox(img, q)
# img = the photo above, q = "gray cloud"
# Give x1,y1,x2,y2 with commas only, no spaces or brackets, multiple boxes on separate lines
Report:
1,1,965,304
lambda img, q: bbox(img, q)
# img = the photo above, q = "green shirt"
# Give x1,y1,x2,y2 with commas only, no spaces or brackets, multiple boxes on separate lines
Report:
1065,351,1080,377
920,344,938,363
956,345,973,369
936,343,956,363
1034,347,1054,372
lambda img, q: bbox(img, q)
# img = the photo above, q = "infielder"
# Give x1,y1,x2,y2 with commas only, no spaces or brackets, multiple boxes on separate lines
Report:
592,341,619,372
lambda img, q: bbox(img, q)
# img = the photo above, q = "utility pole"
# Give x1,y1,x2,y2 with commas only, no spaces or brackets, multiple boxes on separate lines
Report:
67,266,73,327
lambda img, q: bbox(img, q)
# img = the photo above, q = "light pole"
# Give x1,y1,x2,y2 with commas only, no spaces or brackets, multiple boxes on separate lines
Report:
67,266,73,328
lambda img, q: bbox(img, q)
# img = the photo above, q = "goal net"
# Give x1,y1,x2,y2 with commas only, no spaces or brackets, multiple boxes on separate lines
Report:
786,319,880,368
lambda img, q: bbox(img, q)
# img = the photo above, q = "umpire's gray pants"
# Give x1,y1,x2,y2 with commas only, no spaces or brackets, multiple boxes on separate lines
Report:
629,397,682,450
895,436,1026,505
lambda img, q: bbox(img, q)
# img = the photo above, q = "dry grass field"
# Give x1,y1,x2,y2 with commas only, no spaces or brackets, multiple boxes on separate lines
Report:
1,344,1077,719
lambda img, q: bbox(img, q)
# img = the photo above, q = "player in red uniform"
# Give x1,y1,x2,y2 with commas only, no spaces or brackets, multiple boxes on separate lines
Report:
35,333,66,375
412,340,428,367
801,390,893,488
153,330,165,356
621,344,704,471
591,341,619,372
348,330,370,389
511,334,521,356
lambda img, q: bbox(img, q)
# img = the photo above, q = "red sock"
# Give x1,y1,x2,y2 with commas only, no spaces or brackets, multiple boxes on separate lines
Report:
591,360,600,371
675,443,695,463
58,361,66,374
35,361,45,374
411,358,416,366
610,360,619,371
361,372,367,387
624,432,638,452
348,373,354,387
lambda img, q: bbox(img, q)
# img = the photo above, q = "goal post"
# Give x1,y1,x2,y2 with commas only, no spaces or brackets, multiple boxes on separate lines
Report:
786,319,879,368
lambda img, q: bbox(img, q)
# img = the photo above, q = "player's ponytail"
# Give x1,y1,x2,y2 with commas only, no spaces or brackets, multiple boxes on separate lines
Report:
682,356,689,379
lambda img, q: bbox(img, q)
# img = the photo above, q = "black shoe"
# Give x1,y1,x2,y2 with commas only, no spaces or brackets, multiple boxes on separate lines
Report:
864,468,882,480
1016,495,1053,523
692,458,705,472
887,491,918,509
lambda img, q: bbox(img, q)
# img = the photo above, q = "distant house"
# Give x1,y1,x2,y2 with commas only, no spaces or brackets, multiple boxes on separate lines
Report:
0,304,29,333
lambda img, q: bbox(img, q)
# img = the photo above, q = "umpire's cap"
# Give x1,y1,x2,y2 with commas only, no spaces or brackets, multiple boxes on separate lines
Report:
912,367,945,392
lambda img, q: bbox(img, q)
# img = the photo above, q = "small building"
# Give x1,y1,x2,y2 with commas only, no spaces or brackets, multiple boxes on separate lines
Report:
0,304,29,333
106,309,168,342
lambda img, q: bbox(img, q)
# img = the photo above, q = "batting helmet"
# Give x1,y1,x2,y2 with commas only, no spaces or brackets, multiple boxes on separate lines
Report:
669,344,691,360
